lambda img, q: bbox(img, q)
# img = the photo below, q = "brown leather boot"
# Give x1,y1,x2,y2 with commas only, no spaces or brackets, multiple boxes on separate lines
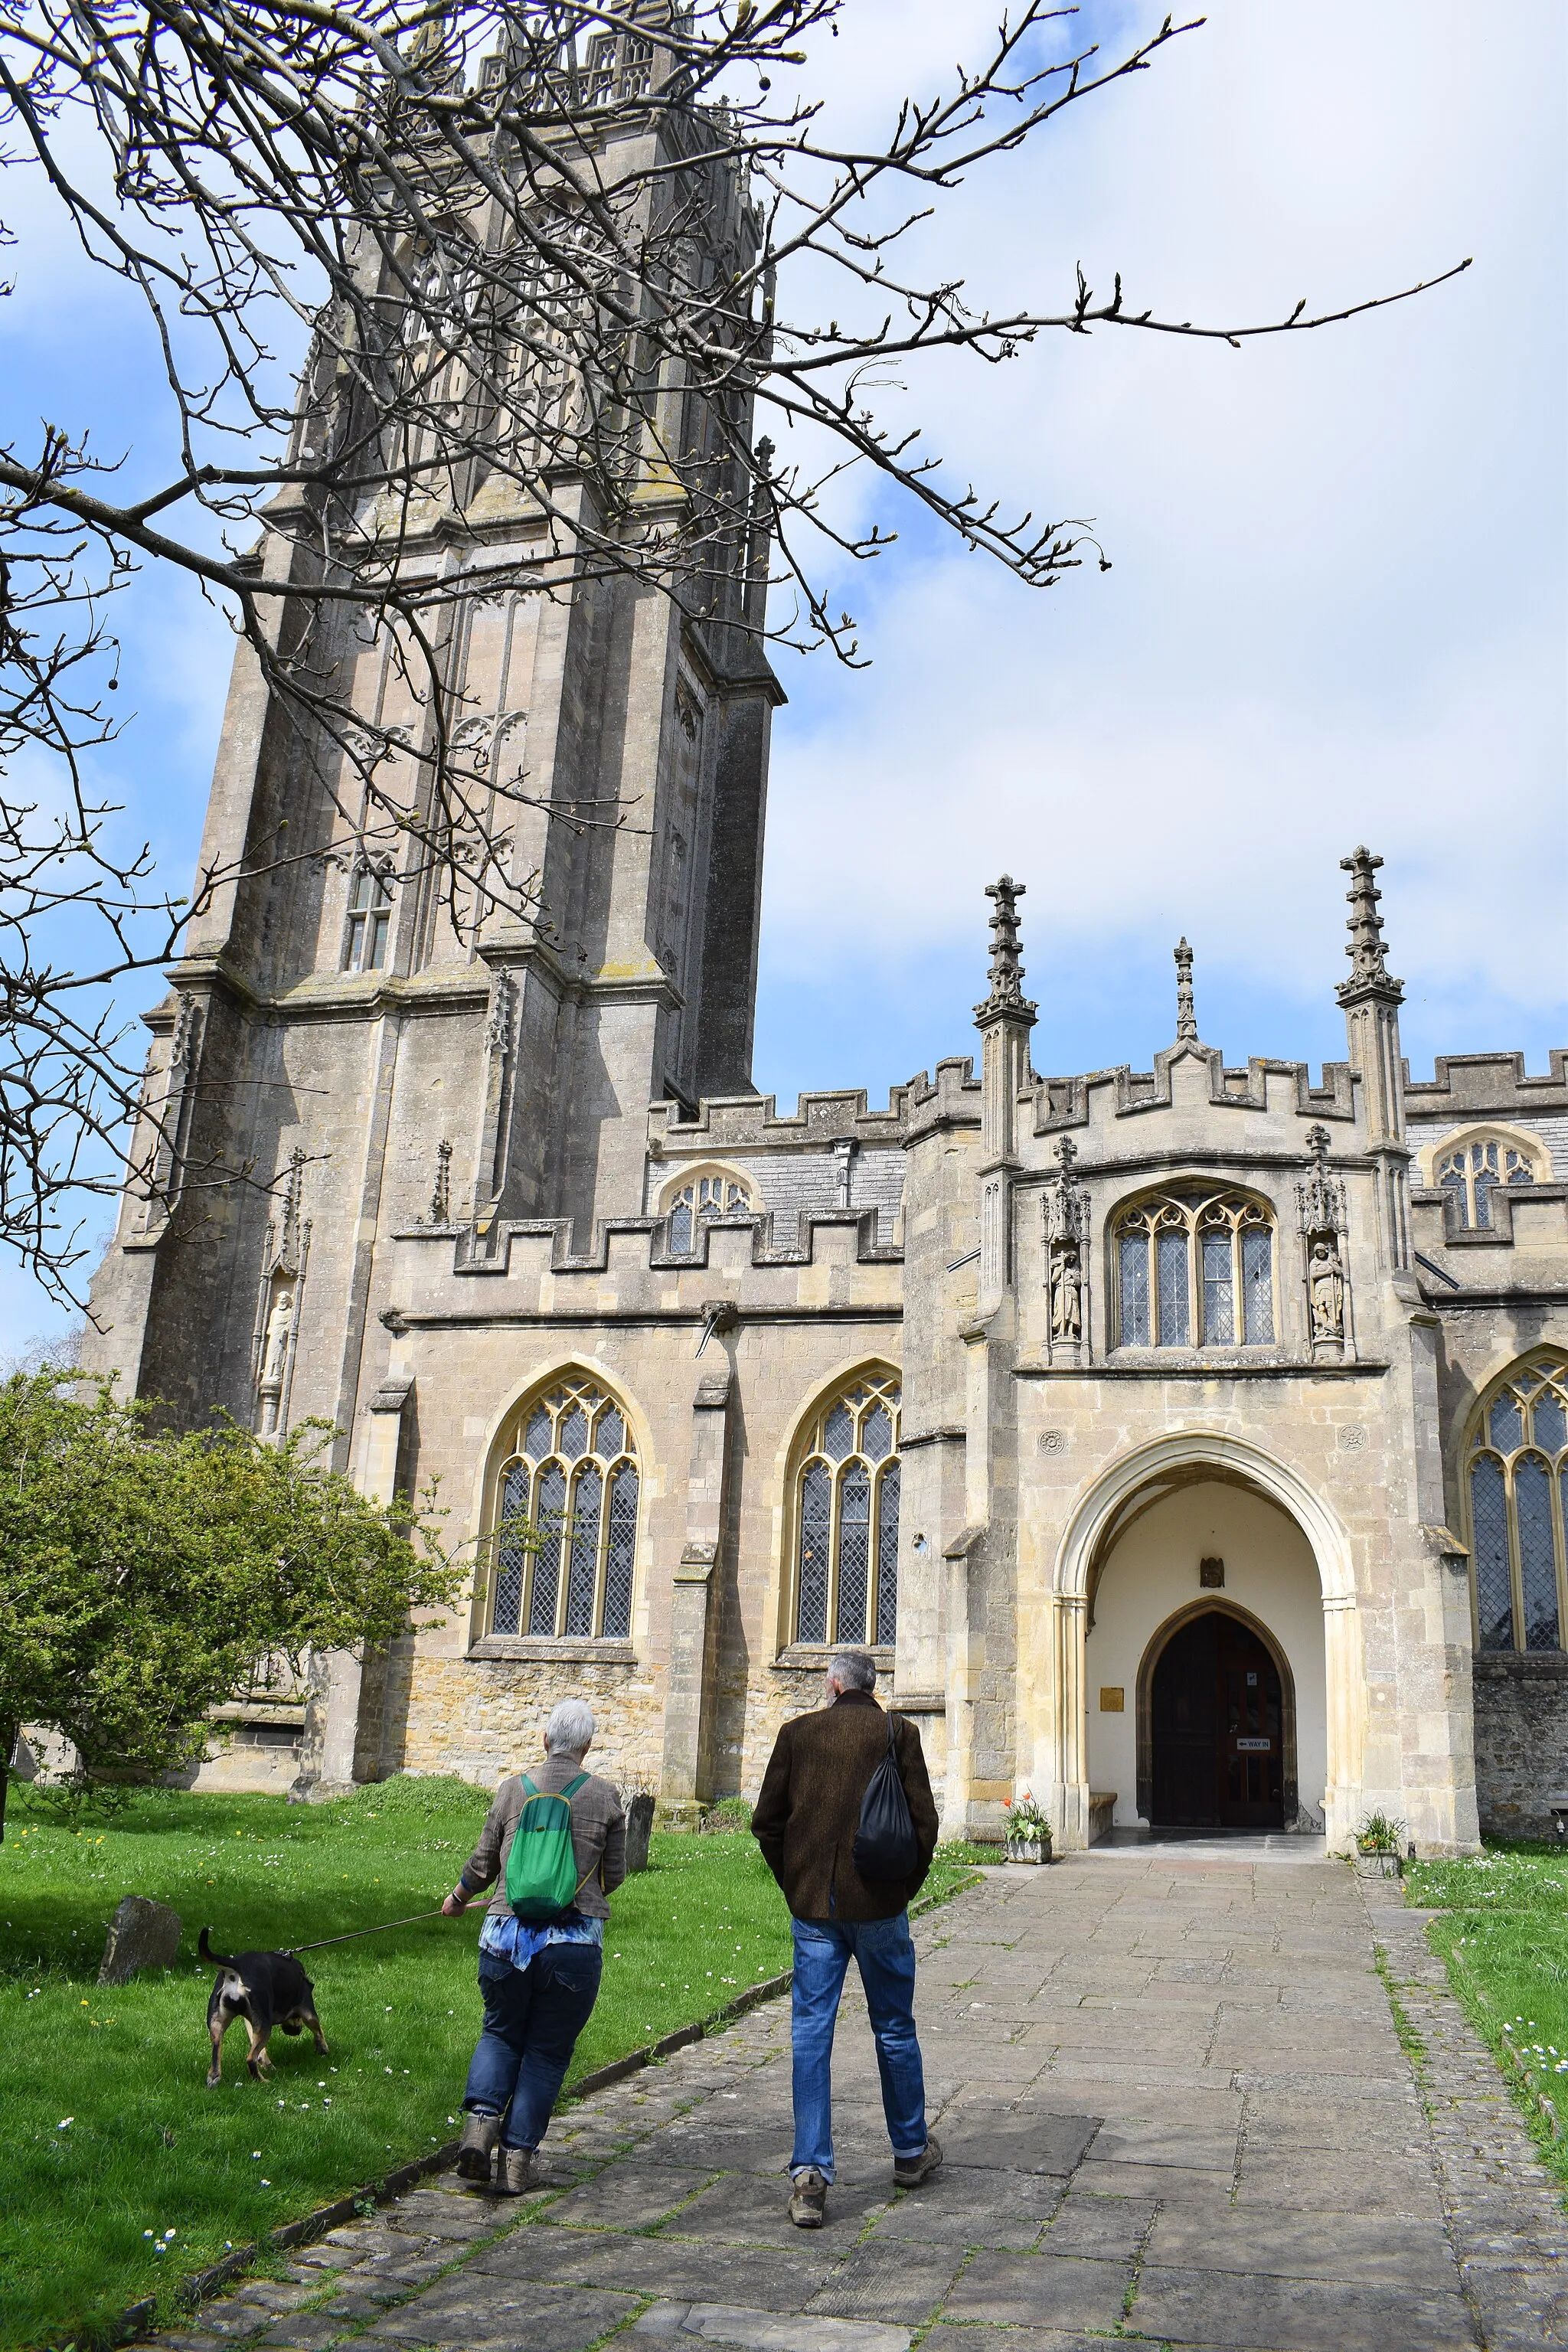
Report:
495,2145,537,2196
455,2111,500,2183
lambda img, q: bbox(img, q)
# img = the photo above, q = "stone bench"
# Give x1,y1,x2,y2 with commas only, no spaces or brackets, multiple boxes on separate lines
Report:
1089,1792,1116,1846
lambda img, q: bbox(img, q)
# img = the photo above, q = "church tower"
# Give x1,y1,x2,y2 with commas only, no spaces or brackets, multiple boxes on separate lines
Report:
85,21,782,1449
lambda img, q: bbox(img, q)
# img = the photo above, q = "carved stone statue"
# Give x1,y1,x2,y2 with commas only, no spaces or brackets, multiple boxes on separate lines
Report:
1050,1246,1083,1341
1308,1241,1344,1341
261,1289,295,1386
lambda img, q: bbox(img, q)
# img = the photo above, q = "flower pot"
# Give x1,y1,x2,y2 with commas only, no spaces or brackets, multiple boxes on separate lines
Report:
1005,1838,1050,1865
1357,1848,1402,1879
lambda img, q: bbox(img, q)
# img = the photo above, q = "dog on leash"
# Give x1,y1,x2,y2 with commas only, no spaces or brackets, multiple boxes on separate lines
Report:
199,1927,328,2087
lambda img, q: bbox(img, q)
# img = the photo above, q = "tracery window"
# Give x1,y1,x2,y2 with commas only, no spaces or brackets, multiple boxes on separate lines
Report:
1437,1135,1539,1229
792,1372,901,1649
345,864,394,972
665,1168,753,1254
1467,1354,1568,1654
1113,1189,1275,1350
489,1377,639,1640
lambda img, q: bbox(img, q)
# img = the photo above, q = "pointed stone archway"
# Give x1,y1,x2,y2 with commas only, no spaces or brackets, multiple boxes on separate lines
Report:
1046,1431,1364,1851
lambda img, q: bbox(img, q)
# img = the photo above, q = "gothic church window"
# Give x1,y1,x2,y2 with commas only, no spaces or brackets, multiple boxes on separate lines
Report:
1467,1354,1568,1654
345,864,394,972
488,1377,639,1640
792,1371,901,1649
1436,1134,1539,1228
1114,1189,1275,1350
665,1168,753,1254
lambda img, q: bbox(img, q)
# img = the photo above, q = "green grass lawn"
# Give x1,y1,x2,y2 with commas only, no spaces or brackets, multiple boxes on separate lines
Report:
0,1775,986,2348
1406,1842,1568,2188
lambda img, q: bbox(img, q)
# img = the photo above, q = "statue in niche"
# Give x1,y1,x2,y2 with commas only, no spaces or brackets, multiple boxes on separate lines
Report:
261,1289,295,1386
1050,1246,1083,1341
1308,1240,1345,1341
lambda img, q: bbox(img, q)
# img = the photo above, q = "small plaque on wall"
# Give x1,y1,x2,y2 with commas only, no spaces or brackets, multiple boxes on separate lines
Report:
1200,1557,1225,1589
1099,1687,1125,1713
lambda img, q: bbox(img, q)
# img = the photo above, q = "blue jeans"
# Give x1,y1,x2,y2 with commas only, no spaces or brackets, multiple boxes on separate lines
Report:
789,1912,927,2181
463,1944,603,2151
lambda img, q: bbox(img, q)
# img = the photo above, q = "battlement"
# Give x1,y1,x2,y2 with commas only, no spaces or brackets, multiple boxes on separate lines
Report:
1405,1051,1568,1122
648,1085,910,1155
390,1204,904,1277
1031,1052,1357,1136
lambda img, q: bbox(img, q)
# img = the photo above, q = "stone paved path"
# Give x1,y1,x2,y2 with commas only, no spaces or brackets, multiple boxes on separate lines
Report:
164,1854,1568,2352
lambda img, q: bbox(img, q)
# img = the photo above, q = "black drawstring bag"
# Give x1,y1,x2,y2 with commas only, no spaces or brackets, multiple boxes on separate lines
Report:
853,1713,919,1881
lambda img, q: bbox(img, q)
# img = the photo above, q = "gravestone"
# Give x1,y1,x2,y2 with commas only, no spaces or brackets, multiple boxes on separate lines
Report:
99,1896,182,1985
624,1792,656,1873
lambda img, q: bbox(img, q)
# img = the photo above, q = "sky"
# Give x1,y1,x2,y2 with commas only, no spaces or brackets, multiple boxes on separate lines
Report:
2,0,1564,1346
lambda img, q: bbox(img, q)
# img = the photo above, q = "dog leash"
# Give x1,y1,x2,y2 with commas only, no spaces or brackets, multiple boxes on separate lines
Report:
286,1907,450,1956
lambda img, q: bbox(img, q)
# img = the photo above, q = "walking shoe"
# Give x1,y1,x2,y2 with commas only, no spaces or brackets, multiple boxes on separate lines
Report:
893,2133,943,2188
788,2167,828,2228
455,2111,500,2182
495,2145,537,2196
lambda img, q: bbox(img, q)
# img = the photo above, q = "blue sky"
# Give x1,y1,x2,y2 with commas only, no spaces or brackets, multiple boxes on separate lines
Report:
2,0,1563,1347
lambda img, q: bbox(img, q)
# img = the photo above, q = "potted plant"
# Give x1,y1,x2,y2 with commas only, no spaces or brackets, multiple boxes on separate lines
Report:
1354,1811,1407,1878
1003,1789,1053,1864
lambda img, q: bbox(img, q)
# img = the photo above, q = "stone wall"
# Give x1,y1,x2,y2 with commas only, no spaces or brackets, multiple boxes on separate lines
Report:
1474,1655,1568,1838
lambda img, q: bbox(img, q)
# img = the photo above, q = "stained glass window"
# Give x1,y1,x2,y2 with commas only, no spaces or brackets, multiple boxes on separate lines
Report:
876,1463,900,1647
1115,1190,1275,1351
797,1462,832,1644
1157,1231,1191,1347
1436,1135,1540,1228
666,1169,753,1253
1466,1356,1568,1655
1201,1232,1233,1344
488,1377,639,1639
1517,1457,1559,1651
792,1371,902,1650
1119,1233,1151,1346
1241,1226,1275,1345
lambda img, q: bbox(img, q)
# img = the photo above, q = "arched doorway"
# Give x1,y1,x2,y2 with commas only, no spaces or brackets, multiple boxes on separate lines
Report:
1050,1430,1358,1850
1143,1604,1294,1830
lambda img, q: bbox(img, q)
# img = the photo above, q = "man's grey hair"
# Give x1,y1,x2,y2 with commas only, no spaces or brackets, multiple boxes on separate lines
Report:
545,1698,596,1755
828,1648,877,1694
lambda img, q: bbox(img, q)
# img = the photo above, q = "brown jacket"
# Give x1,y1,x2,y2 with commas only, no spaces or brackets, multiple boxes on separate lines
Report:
457,1756,627,1922
752,1690,939,1922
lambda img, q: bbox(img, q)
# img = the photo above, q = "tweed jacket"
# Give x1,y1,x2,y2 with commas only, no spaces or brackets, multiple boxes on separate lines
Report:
752,1690,939,1922
457,1756,627,1922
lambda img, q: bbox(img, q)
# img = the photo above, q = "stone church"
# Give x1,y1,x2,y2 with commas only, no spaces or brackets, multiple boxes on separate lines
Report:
83,39,1568,1857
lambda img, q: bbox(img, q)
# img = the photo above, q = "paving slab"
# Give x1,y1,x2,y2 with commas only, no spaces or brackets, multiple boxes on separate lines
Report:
1126,2264,1474,2350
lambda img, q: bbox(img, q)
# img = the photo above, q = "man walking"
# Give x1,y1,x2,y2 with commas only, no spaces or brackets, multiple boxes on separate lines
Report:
752,1647,942,2227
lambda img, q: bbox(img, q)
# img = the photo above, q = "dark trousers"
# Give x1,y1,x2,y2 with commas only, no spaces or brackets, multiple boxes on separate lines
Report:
462,1945,602,2151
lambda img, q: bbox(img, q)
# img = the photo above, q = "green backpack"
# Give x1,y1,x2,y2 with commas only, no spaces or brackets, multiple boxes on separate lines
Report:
505,1772,591,1922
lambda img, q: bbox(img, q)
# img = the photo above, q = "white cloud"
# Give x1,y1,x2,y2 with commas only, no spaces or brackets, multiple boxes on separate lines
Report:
756,0,1566,1089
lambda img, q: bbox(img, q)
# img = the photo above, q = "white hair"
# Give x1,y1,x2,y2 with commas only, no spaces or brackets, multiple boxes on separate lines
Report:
545,1698,596,1756
828,1648,877,1694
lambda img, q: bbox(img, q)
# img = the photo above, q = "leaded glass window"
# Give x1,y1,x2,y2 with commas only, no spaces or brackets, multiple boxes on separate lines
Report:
1466,1354,1568,1655
792,1370,901,1648
489,1376,639,1639
1114,1189,1275,1350
1436,1135,1540,1228
345,863,394,972
665,1168,754,1253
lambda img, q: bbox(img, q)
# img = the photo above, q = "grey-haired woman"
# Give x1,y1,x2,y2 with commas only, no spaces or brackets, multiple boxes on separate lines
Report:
443,1698,626,2192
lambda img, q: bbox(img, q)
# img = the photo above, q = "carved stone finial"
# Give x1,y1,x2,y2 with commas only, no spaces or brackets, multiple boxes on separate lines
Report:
1306,1122,1331,1174
1054,1135,1078,1174
1337,846,1404,1006
1174,938,1198,1043
975,875,1037,1024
